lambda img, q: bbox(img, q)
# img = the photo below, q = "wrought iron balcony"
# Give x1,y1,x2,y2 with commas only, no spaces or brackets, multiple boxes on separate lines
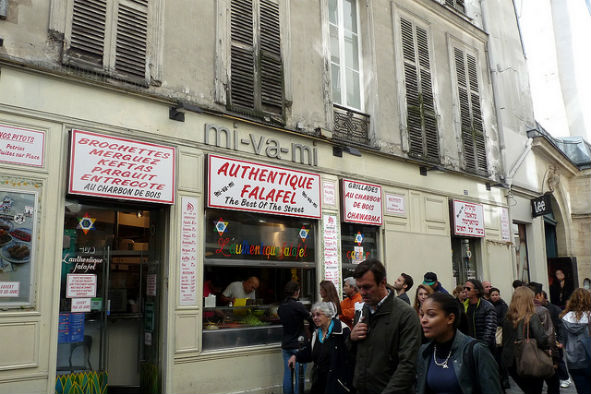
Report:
333,105,370,145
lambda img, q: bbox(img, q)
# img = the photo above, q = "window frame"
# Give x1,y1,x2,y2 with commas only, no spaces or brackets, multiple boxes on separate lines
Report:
327,0,365,112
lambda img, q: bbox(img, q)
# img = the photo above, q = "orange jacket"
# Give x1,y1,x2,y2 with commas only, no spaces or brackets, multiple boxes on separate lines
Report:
340,292,362,328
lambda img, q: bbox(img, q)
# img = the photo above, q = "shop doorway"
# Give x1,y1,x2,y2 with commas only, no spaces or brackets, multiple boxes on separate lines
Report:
451,238,480,285
56,200,165,394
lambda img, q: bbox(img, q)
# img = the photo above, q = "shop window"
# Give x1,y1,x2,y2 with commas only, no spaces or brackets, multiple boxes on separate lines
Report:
203,209,316,350
444,0,465,14
452,238,479,285
341,223,378,280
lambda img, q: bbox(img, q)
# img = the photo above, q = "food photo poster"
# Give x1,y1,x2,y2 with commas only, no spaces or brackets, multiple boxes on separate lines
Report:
0,188,37,305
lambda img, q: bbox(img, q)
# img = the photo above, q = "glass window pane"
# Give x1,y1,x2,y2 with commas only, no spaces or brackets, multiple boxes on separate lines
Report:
330,25,340,65
332,64,342,104
344,31,359,70
343,0,358,33
329,0,338,24
346,68,361,109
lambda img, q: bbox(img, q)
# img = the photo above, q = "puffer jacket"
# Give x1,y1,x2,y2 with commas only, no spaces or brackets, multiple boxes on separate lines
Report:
416,330,502,394
559,311,591,369
463,298,497,349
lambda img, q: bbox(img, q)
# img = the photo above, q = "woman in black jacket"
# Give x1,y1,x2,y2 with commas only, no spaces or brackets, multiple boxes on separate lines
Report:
288,302,354,394
502,286,552,394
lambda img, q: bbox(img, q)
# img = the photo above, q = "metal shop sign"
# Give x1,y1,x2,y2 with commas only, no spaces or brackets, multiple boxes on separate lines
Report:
207,154,321,219
342,179,383,225
452,200,485,237
531,194,552,217
68,129,175,204
0,124,45,167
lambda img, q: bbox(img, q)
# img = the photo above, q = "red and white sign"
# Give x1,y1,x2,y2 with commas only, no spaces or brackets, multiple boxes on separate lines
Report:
66,274,97,298
0,124,45,167
179,197,198,306
323,214,340,292
71,298,91,312
453,200,485,237
0,282,20,297
385,193,406,216
500,207,511,242
323,181,336,206
342,179,383,225
69,129,175,204
208,155,321,219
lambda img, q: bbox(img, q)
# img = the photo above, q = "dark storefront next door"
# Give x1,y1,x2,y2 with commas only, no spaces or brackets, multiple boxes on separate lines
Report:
56,201,164,394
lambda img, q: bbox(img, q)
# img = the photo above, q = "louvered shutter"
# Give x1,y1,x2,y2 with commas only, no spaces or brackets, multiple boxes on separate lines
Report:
259,0,283,114
455,47,487,174
445,0,465,13
401,18,439,162
230,0,256,111
115,0,148,79
70,0,107,65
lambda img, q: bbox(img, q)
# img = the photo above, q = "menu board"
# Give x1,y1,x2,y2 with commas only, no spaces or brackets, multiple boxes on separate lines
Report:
179,197,198,306
58,312,85,344
323,214,340,293
0,188,37,306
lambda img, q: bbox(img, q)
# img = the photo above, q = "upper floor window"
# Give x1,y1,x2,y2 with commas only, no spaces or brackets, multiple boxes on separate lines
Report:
453,47,488,175
64,0,151,85
400,17,439,162
329,0,363,110
444,0,465,14
229,0,284,118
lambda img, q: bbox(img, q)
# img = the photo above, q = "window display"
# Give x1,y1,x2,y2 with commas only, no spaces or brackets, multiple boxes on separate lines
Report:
340,223,378,280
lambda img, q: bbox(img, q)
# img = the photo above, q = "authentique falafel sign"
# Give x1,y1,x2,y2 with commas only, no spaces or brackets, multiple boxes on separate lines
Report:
68,130,175,204
207,155,321,219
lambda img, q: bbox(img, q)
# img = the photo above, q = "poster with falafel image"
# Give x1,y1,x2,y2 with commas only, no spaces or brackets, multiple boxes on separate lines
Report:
0,189,37,305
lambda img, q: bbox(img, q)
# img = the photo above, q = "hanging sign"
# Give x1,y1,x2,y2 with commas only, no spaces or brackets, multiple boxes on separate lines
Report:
342,179,383,225
68,129,175,204
531,194,552,217
208,155,321,219
452,200,485,237
0,124,45,167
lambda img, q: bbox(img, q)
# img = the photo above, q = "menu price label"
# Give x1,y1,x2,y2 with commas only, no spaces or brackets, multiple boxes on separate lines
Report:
69,129,175,204
0,124,45,167
323,214,340,293
0,282,20,297
66,274,97,298
208,155,321,219
179,197,198,306
452,200,485,237
342,179,383,225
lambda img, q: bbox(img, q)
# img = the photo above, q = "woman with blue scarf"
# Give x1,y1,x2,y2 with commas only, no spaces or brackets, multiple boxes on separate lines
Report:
288,301,354,394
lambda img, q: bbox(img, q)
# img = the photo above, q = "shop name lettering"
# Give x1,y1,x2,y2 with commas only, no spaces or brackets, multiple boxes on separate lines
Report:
205,124,317,167
63,254,103,273
216,238,308,259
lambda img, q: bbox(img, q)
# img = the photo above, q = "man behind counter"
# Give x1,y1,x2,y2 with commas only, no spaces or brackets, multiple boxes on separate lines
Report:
220,276,260,305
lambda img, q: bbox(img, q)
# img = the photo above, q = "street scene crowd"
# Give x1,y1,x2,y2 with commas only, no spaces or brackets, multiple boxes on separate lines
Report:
278,259,591,394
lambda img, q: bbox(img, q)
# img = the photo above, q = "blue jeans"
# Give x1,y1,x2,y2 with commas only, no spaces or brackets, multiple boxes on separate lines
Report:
569,368,591,394
282,349,306,394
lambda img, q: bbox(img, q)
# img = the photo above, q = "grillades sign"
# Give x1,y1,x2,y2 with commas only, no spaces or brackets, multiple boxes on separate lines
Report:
342,179,383,225
68,130,175,204
207,155,321,219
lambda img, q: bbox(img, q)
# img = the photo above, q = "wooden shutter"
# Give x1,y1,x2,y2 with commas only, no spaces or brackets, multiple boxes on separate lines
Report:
259,0,283,114
70,0,107,64
230,0,256,111
455,47,487,174
445,0,465,13
114,0,148,79
401,18,439,162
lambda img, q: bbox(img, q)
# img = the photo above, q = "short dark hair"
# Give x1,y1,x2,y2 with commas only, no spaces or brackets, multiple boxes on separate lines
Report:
353,258,386,285
427,292,461,329
542,290,548,300
401,273,414,291
512,280,524,289
283,281,300,298
490,287,500,295
528,281,543,296
467,279,484,297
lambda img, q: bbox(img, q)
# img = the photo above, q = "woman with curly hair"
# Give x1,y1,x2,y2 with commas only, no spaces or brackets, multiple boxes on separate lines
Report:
559,288,591,394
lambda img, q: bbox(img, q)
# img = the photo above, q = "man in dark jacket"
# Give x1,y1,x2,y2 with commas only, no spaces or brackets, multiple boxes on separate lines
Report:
348,259,421,394
542,290,571,387
423,271,449,294
463,279,497,350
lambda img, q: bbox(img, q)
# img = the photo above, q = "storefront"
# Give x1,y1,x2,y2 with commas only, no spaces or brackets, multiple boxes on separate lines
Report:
450,199,485,285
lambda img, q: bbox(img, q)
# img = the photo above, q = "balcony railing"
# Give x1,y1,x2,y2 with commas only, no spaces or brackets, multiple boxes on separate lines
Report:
333,105,370,145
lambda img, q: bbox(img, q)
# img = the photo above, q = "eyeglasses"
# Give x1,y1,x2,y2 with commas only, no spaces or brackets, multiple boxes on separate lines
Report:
464,286,473,291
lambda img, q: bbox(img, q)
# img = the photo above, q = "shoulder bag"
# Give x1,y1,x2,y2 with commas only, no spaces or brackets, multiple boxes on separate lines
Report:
513,320,554,378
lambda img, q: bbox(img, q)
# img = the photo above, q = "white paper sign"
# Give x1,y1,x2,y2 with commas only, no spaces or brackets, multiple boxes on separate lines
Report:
146,274,157,297
385,193,406,216
179,197,198,306
69,129,175,204
0,124,45,167
323,214,340,292
0,282,20,297
453,200,485,237
66,274,97,298
342,179,383,225
208,155,321,219
500,207,511,242
71,298,91,312
322,181,336,206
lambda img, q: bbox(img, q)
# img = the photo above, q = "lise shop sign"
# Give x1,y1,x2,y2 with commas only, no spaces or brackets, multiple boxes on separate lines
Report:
208,155,321,219
69,130,175,204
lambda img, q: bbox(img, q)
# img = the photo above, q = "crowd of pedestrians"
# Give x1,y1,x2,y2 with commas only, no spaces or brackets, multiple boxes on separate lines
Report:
279,260,591,394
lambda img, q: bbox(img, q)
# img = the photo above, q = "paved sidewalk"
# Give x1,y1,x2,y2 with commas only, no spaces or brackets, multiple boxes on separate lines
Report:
505,377,577,394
